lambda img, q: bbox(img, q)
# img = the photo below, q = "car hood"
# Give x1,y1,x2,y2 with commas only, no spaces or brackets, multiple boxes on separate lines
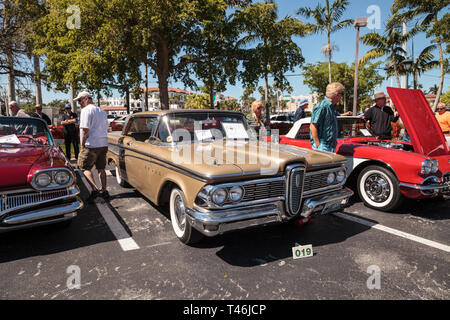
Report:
387,87,449,157
0,146,45,188
0,146,66,189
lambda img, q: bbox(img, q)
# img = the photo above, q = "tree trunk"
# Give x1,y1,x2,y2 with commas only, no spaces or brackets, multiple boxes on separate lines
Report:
432,33,444,111
264,72,270,126
70,84,75,112
155,38,170,110
6,50,15,116
125,86,130,114
327,33,332,83
144,63,148,111
33,55,43,106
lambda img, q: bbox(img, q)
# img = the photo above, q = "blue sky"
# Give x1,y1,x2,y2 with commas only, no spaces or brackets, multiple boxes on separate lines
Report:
1,0,448,104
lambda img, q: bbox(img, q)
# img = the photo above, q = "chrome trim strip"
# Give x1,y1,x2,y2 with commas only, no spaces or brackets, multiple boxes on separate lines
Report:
399,183,446,190
2,199,82,225
0,185,80,216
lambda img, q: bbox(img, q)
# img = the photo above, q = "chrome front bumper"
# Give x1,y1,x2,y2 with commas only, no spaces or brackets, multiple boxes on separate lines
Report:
0,186,84,233
186,187,353,237
400,174,450,195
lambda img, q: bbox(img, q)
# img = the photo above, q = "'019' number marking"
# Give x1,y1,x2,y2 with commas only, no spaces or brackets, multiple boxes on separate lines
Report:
292,244,313,259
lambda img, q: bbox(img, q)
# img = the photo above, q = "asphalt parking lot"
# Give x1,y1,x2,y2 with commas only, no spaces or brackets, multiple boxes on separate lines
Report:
0,166,449,300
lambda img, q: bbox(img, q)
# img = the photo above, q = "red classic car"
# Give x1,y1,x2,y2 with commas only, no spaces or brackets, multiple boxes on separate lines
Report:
280,87,450,211
0,117,83,232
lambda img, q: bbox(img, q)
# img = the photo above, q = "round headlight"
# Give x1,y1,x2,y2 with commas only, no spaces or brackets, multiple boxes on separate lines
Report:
35,173,51,187
421,160,433,174
212,188,228,205
229,186,244,202
327,172,336,184
431,159,439,173
54,171,71,185
336,170,346,183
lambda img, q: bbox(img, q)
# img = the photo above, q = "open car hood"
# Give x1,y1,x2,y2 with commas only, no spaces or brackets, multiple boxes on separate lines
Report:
387,87,449,157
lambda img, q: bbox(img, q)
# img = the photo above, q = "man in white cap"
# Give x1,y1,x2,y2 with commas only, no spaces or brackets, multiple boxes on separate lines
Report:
363,91,399,140
74,91,109,201
293,98,308,122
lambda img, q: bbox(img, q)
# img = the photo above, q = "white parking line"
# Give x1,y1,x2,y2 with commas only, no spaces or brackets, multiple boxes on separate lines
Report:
76,170,140,252
333,212,450,253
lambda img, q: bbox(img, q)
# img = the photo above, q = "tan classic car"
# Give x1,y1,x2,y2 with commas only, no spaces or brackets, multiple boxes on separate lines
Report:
107,110,353,244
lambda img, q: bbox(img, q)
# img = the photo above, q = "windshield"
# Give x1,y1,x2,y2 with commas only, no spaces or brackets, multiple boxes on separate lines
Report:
158,112,250,143
338,118,373,138
0,118,53,146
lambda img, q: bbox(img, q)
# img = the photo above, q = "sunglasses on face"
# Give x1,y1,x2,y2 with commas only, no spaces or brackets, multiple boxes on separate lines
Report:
437,108,446,111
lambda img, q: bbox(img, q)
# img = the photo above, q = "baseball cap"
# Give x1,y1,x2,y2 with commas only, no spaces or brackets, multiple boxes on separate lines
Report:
64,104,71,109
73,91,92,102
299,98,308,106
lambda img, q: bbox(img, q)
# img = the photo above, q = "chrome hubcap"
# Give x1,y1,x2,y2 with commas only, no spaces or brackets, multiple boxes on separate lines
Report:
174,194,186,230
364,173,391,203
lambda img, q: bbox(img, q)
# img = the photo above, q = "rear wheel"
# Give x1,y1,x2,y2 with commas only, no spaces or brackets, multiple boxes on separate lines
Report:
357,165,403,212
169,188,203,245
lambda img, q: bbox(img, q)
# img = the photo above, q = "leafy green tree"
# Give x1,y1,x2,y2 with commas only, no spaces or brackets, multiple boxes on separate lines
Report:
234,1,309,121
297,0,353,83
185,93,210,109
392,0,449,110
303,61,384,112
440,89,450,105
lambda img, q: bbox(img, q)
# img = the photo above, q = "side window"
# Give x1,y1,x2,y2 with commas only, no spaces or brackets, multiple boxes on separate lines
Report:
126,117,157,142
295,123,311,140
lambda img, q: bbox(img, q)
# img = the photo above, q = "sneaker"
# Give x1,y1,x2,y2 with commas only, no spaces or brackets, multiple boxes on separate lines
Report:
87,190,99,203
99,190,110,200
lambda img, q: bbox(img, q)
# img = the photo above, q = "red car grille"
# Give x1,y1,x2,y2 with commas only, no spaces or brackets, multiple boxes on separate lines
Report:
0,189,70,214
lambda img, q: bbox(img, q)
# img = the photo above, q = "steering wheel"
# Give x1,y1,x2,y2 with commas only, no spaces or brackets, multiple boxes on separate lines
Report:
16,135,38,143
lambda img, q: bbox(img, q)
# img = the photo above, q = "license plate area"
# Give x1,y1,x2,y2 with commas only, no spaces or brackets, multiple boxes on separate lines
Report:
321,200,341,215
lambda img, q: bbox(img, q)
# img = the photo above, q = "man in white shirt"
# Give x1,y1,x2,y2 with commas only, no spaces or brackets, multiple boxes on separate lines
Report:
9,101,29,117
74,91,109,201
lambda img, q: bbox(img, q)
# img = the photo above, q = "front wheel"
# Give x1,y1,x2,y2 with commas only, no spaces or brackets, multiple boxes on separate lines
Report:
169,188,203,245
357,165,403,212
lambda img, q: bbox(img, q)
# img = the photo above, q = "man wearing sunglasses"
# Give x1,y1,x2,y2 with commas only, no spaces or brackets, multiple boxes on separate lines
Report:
435,102,449,135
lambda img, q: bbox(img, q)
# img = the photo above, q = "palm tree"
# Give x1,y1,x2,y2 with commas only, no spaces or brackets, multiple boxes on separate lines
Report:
408,45,439,89
297,0,353,83
360,13,418,87
392,0,449,109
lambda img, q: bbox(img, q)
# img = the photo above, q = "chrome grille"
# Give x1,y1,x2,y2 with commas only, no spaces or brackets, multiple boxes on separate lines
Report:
443,173,450,193
286,165,305,216
224,180,285,204
1,189,70,214
304,171,342,193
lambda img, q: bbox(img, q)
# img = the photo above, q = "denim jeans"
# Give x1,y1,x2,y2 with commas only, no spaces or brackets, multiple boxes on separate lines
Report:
312,143,336,153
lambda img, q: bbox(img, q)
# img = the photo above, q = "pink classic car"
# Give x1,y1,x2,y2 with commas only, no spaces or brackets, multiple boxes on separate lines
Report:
0,116,83,232
280,87,450,211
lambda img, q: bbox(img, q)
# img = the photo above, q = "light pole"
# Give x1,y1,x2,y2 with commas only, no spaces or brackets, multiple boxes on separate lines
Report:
402,58,413,89
353,17,368,115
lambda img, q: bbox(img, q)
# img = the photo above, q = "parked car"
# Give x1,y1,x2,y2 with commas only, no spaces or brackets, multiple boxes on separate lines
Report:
0,117,83,232
269,113,295,135
109,115,128,132
107,109,353,244
280,87,450,211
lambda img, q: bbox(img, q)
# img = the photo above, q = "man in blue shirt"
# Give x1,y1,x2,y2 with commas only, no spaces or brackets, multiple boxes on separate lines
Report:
310,82,352,153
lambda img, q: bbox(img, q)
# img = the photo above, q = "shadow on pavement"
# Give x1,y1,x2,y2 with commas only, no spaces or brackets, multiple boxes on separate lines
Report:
191,211,371,267
0,173,125,264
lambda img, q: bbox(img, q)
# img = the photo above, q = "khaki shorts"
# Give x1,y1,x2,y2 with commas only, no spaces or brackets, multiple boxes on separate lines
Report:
78,146,108,171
